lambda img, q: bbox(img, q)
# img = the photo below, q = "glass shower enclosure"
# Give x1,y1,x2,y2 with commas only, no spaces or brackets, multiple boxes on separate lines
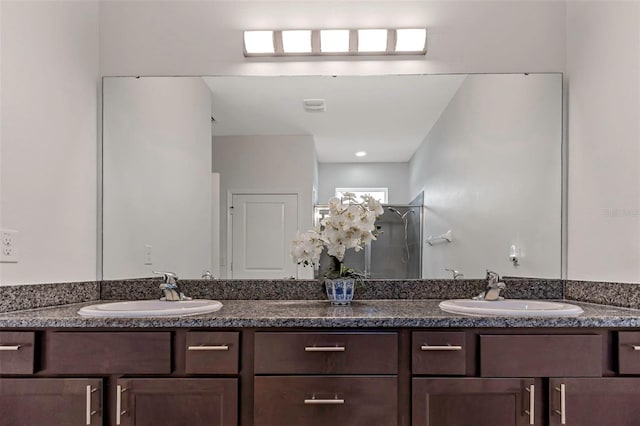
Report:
314,204,423,279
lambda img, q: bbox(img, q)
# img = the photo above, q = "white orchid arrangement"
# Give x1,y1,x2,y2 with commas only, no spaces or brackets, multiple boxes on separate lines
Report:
291,193,384,278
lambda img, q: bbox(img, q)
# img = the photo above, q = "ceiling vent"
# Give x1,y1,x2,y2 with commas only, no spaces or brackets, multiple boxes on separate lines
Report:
303,99,326,112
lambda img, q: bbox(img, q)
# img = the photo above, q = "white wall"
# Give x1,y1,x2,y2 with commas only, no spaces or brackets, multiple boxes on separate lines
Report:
99,1,565,77
410,74,562,279
566,1,640,283
0,1,99,285
318,162,411,204
4,0,596,285
211,135,316,278
102,77,212,280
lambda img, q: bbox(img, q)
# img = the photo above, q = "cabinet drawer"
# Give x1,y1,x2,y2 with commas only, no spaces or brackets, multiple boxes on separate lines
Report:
254,376,397,426
45,332,171,374
254,332,397,374
0,331,35,374
185,331,239,374
480,334,602,377
412,331,466,375
617,332,640,374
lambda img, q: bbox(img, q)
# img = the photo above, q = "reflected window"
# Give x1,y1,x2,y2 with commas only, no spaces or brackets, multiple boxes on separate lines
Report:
335,188,388,203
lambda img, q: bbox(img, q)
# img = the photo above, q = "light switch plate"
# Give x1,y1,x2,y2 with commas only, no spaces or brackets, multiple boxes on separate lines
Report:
144,244,153,265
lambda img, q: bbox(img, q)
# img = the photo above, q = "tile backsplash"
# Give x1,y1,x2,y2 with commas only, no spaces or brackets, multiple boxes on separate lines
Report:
0,277,636,313
0,281,99,313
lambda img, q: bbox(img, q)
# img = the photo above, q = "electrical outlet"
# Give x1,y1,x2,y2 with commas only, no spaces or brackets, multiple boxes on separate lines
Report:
144,245,153,265
0,230,18,263
1,230,16,246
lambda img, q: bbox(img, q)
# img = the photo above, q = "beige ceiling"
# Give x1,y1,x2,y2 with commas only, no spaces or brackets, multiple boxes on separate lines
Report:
202,74,466,163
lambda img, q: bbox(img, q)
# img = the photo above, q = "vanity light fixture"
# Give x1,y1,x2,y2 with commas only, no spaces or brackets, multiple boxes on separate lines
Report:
243,28,427,57
355,151,367,157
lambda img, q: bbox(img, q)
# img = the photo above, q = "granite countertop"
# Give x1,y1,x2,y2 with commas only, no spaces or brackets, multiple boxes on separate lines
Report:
2,299,640,328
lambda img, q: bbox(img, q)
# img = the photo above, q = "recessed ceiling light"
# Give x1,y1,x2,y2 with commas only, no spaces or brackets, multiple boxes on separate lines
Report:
396,29,427,52
244,31,274,54
357,29,387,52
320,30,350,53
282,30,312,53
355,151,367,157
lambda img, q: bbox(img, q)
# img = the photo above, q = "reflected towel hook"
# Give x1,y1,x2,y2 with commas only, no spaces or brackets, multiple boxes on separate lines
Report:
426,229,453,246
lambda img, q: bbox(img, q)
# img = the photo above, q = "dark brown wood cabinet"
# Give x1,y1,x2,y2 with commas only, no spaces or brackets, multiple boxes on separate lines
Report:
0,378,102,426
0,331,36,374
253,331,400,426
254,376,397,426
115,378,237,426
254,331,398,374
2,327,640,426
548,378,640,426
413,378,540,426
44,331,172,374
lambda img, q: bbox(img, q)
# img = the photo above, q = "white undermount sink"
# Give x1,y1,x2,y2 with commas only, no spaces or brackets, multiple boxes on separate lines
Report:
78,299,223,318
439,299,584,317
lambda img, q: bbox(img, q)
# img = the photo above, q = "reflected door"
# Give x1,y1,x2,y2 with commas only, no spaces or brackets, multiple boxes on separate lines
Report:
230,194,298,279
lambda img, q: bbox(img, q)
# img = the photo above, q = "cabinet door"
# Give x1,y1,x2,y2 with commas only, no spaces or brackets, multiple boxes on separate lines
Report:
413,378,539,426
116,378,237,426
0,378,102,426
549,378,640,425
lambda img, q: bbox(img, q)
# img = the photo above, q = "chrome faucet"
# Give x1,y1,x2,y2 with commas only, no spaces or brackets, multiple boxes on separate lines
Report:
153,271,191,301
201,270,215,280
474,270,506,301
445,268,464,280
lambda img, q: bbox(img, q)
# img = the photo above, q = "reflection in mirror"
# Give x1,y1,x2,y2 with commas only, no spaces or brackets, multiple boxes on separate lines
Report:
102,74,562,280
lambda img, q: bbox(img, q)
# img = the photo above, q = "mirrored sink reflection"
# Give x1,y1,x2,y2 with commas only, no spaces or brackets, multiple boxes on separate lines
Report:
78,300,223,318
439,299,584,317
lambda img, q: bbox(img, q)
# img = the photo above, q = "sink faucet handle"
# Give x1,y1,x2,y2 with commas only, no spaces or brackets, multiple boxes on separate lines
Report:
153,271,178,285
486,270,500,285
445,268,464,280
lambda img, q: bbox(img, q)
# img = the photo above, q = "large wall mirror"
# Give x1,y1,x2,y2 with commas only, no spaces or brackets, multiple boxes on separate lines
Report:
101,73,563,281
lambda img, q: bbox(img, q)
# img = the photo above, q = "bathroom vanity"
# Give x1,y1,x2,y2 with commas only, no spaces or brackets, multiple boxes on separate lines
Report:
2,300,640,426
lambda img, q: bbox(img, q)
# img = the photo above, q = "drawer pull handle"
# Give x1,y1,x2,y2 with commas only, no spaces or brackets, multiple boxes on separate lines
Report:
420,344,462,351
116,385,127,425
304,395,345,405
553,384,566,425
631,345,640,351
0,345,21,351
304,346,346,352
524,384,535,425
85,385,97,425
188,345,229,351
